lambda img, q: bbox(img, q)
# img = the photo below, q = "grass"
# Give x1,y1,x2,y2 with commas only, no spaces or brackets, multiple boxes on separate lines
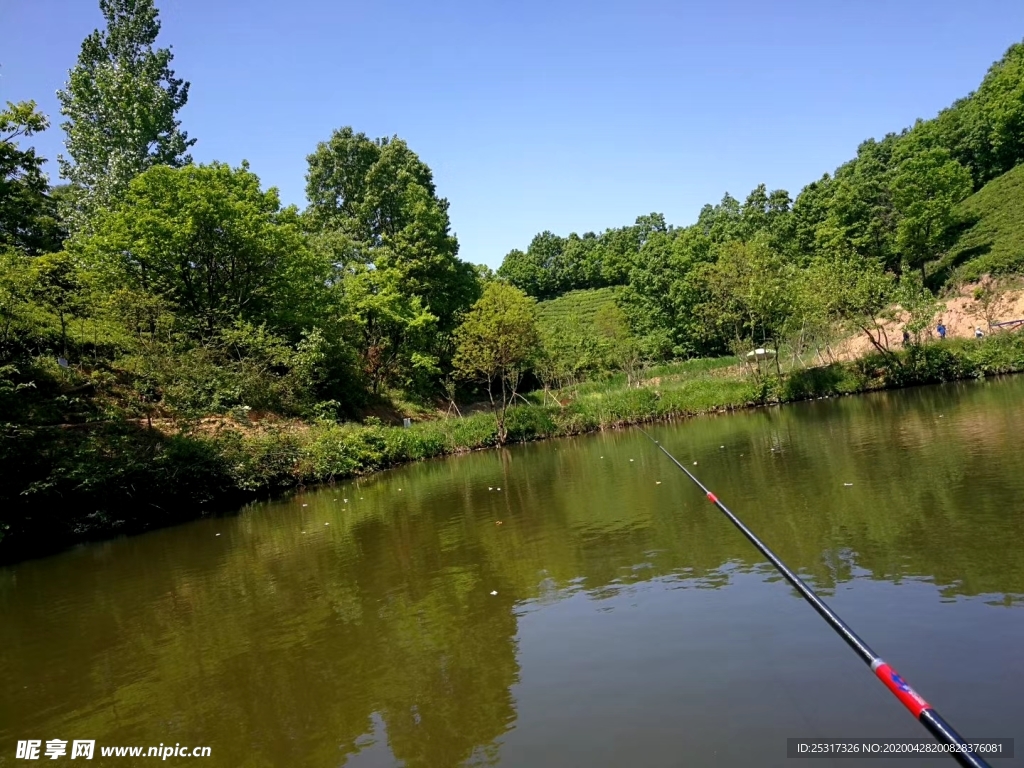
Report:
563,355,741,398
931,163,1024,284
5,334,1024,563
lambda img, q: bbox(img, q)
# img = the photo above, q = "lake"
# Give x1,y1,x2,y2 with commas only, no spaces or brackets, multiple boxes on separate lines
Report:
2,378,1023,767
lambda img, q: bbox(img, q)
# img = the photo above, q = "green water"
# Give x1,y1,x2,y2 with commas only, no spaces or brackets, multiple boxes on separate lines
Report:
3,379,1024,767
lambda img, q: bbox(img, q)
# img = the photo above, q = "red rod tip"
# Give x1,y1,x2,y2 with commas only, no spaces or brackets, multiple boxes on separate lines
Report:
706,492,718,503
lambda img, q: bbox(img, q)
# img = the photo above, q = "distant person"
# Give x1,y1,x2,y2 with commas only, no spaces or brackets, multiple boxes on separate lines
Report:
975,327,984,338
902,328,911,347
937,322,947,340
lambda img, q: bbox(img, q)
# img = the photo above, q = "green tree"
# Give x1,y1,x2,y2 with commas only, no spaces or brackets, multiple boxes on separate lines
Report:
892,271,942,341
788,174,834,264
343,268,439,394
703,238,794,366
597,213,667,286
304,127,477,335
453,283,538,444
593,303,642,386
804,252,897,358
618,230,682,359
0,102,60,254
57,0,194,232
559,232,601,291
30,252,85,358
696,193,744,242
966,42,1024,184
535,314,601,393
818,137,901,274
619,228,723,360
0,250,37,362
76,162,324,338
495,247,546,298
496,231,563,299
890,149,973,281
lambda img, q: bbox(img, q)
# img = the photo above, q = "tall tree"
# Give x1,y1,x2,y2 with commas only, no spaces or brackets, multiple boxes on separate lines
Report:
598,213,667,286
305,127,477,334
76,162,323,338
495,247,544,297
964,42,1024,184
788,174,833,264
890,149,973,281
0,101,60,254
343,267,439,394
696,193,744,242
619,228,720,359
57,0,194,233
818,137,901,274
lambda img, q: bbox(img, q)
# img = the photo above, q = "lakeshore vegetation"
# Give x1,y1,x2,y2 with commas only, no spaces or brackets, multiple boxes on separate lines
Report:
3,0,1024,559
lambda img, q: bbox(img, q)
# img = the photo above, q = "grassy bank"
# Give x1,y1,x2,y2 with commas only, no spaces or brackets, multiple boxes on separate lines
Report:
4,333,1024,563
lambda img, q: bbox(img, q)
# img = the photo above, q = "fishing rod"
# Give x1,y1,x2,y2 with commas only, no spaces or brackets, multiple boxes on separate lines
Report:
639,429,992,768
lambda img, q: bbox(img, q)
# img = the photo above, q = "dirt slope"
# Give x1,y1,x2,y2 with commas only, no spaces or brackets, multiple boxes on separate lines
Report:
835,281,1024,360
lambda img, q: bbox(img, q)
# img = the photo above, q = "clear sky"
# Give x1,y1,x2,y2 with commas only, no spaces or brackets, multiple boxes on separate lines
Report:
3,1,1023,268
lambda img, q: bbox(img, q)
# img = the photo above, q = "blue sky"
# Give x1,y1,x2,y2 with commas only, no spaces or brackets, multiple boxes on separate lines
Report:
3,1,1023,268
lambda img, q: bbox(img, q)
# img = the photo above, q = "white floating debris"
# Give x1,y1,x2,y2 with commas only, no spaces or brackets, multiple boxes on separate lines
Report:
215,533,221,537
629,459,634,462
302,504,308,507
844,483,853,487
344,499,348,503
496,487,501,491
656,481,662,485
720,445,725,449
489,487,493,491
490,590,498,596
324,522,330,526
693,461,698,466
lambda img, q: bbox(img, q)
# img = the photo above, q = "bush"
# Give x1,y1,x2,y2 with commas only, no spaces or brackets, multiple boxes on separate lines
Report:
783,364,865,400
6,337,1024,562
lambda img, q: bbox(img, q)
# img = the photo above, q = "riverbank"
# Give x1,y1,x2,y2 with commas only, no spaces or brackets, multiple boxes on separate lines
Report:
3,332,1024,563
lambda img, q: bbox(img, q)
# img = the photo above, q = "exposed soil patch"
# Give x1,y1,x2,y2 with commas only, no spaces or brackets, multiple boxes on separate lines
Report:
834,280,1024,360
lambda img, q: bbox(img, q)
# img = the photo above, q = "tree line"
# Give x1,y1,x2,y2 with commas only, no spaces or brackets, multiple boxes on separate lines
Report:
2,0,495,428
498,41,1024,359
3,0,1024,445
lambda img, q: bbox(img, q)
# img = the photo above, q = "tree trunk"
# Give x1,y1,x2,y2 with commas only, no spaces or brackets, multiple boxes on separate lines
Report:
59,312,68,359
858,323,899,364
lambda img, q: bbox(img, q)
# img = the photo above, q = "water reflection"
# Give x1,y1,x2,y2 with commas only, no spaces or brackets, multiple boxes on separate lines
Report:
2,378,1023,767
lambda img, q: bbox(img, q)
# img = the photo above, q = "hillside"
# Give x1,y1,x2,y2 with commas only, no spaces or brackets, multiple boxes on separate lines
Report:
933,163,1024,283
536,286,619,330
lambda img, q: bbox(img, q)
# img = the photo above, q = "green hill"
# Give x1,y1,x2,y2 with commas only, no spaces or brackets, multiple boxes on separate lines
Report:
935,163,1024,283
536,286,619,330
